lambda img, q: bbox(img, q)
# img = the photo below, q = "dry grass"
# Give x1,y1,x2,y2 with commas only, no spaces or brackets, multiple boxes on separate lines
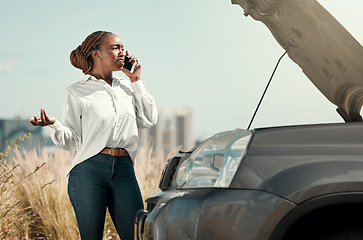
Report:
0,136,179,239
134,139,181,201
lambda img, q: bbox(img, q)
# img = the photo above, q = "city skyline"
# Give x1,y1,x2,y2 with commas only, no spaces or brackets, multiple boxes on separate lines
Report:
139,108,193,152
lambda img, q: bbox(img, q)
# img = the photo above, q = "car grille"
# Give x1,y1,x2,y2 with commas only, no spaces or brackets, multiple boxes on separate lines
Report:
158,155,182,190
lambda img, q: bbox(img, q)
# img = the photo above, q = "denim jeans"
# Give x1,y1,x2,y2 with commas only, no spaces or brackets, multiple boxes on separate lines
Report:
68,153,143,240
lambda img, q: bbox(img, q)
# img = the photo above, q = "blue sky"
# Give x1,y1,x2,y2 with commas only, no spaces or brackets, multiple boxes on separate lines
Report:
0,0,362,140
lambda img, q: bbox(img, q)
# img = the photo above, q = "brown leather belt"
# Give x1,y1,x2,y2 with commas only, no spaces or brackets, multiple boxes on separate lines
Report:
100,148,129,157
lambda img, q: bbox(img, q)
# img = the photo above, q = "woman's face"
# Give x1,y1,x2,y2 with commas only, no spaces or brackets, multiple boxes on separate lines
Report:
95,34,125,72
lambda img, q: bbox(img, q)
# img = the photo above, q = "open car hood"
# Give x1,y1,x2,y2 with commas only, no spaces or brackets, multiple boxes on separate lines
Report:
232,0,363,122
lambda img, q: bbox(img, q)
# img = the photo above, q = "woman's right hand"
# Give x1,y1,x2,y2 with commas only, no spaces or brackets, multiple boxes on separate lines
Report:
30,109,56,127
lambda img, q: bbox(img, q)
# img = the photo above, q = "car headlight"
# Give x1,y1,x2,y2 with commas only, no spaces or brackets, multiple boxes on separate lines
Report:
176,129,253,188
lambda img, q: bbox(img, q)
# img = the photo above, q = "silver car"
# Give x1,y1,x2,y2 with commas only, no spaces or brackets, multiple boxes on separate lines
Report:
135,0,363,239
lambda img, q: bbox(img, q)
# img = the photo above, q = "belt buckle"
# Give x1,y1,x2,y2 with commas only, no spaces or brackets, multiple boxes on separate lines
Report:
109,147,120,157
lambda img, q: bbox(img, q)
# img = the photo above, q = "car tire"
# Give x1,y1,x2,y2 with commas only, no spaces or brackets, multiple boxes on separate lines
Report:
322,229,363,240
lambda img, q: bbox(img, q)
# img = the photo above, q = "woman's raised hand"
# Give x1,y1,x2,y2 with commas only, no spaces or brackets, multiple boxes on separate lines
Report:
122,51,141,83
30,109,56,127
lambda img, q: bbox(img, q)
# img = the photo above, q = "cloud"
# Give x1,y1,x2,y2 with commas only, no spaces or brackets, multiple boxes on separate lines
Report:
0,59,20,73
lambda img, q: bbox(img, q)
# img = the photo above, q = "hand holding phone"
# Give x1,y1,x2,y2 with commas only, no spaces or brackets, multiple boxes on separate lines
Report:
124,55,137,73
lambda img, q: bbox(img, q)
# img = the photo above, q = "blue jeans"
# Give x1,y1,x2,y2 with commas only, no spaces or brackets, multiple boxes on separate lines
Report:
68,153,143,240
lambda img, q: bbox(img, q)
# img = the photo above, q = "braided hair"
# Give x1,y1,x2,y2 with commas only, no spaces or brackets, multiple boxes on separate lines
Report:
70,31,111,74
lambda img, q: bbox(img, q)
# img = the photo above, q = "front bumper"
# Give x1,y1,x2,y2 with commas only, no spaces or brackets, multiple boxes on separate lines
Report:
134,189,295,240
135,209,148,240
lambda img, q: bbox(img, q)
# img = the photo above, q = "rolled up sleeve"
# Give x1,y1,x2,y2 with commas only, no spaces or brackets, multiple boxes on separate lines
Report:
131,80,158,129
49,89,82,151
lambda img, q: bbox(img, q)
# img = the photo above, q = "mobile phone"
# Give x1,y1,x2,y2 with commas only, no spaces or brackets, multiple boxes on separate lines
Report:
124,55,136,73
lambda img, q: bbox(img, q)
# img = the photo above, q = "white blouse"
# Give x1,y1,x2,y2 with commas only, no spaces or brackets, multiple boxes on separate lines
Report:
49,74,158,175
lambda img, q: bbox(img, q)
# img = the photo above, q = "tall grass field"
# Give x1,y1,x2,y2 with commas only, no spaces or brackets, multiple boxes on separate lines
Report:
0,134,179,239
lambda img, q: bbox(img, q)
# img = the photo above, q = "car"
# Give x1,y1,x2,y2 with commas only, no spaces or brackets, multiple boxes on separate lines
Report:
134,0,363,239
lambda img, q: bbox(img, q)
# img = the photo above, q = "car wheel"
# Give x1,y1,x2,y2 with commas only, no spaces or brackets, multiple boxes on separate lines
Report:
322,229,363,240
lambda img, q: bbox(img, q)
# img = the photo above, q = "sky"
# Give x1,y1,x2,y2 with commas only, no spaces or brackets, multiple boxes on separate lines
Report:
0,0,362,141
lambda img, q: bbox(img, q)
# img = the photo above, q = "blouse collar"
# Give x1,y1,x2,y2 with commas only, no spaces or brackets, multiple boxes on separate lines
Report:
81,74,119,84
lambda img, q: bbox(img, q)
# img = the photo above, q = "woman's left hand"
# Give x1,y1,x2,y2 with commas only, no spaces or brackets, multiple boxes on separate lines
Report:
122,51,141,83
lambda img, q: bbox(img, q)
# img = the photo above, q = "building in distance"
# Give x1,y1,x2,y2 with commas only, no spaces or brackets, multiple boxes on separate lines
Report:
139,108,193,154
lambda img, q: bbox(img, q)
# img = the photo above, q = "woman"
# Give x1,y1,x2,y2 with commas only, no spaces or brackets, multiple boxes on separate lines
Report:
30,31,158,240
